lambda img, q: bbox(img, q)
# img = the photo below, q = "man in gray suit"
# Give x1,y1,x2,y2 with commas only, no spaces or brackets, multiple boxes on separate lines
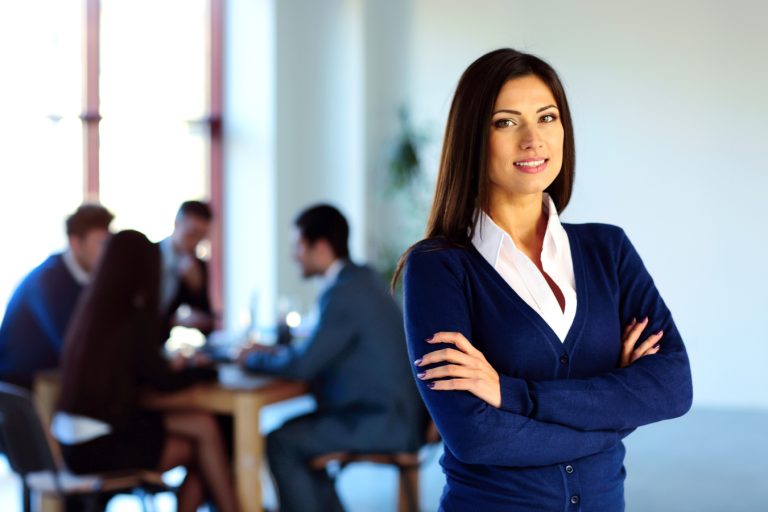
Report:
239,204,424,512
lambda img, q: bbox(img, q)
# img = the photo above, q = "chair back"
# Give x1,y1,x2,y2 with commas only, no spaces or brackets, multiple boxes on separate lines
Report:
0,382,59,478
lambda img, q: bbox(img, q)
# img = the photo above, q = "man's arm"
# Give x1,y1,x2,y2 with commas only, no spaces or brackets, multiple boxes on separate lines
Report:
242,287,358,380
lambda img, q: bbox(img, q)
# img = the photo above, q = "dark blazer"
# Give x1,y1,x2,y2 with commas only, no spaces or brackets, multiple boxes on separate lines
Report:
244,262,425,451
163,255,213,337
0,254,82,388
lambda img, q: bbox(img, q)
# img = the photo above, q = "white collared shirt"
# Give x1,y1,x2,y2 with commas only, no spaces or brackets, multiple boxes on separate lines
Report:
159,237,181,312
471,194,577,342
319,259,345,295
62,250,90,286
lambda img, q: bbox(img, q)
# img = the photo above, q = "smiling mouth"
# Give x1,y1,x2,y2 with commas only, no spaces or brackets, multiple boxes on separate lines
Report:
514,158,548,173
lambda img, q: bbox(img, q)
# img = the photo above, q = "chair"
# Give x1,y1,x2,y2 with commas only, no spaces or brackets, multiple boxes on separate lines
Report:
309,419,441,512
0,381,167,512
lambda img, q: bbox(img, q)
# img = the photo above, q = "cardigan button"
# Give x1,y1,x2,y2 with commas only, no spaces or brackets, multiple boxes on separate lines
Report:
565,464,574,474
570,495,580,504
560,354,569,365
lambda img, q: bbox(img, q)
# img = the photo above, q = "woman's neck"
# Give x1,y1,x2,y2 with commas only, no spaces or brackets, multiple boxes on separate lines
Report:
487,192,547,254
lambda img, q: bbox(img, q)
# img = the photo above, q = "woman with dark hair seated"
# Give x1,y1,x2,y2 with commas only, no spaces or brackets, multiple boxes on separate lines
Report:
54,230,240,512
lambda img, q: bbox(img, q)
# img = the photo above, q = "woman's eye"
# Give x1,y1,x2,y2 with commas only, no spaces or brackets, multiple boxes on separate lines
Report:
540,114,557,123
493,119,515,128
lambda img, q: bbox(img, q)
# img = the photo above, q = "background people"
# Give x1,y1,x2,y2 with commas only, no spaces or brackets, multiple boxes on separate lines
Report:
240,204,425,512
55,230,239,512
0,204,113,389
160,200,215,337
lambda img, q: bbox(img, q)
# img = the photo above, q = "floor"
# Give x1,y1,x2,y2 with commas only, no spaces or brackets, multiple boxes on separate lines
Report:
2,406,766,511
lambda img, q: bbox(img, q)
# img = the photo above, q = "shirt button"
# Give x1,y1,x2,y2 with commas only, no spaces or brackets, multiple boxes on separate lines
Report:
570,495,580,504
560,354,569,364
565,465,574,474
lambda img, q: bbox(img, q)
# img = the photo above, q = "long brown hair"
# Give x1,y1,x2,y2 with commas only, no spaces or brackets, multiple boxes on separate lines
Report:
391,48,575,289
58,230,162,413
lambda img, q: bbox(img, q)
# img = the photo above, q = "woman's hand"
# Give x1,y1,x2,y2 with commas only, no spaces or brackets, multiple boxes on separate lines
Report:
621,317,663,368
415,332,502,408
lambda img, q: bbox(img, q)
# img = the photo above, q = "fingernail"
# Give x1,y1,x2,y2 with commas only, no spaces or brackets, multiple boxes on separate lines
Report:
427,382,436,389
425,335,434,342
631,317,636,324
417,372,427,379
655,330,664,336
652,343,661,349
642,316,649,323
414,358,422,366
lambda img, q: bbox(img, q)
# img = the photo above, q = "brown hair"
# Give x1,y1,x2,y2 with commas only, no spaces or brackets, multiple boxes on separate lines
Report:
58,230,162,416
391,48,575,289
65,204,114,238
295,204,350,259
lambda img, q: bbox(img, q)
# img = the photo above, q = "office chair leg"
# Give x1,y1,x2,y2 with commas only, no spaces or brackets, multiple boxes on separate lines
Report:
22,483,31,512
398,467,420,512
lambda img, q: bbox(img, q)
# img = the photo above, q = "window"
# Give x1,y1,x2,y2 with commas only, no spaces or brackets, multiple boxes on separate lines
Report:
0,0,222,318
0,1,84,311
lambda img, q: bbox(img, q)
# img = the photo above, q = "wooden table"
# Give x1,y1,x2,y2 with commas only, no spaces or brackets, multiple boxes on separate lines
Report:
34,368,308,512
142,373,308,512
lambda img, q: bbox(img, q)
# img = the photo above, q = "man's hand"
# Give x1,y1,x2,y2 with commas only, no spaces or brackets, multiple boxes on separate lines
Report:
178,254,204,293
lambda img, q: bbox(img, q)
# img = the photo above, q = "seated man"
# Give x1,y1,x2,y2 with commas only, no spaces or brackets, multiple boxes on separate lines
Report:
240,204,425,512
0,204,113,389
159,200,216,338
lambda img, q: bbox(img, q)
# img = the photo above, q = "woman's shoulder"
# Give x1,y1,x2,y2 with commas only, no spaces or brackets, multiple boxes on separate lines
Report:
405,238,475,276
562,222,638,264
409,238,473,260
563,222,629,245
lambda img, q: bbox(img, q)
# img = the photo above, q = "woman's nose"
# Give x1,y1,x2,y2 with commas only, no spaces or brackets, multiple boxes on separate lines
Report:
519,125,543,150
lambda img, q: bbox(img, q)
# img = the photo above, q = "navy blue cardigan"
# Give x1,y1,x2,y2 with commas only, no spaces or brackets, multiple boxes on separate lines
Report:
403,223,692,512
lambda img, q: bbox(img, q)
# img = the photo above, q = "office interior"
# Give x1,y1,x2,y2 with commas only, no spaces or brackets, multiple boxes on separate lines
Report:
1,1,766,510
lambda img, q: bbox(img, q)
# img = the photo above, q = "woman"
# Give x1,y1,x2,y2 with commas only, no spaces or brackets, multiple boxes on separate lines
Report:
55,230,239,512
396,49,692,511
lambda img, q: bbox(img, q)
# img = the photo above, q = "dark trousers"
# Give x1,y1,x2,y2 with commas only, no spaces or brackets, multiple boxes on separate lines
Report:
266,413,348,512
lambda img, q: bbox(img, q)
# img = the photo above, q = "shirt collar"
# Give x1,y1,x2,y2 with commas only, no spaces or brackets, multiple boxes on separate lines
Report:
471,193,567,267
62,250,90,286
160,237,179,264
319,259,346,293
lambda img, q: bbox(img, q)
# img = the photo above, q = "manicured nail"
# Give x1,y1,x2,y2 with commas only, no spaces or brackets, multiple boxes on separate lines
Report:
427,382,436,389
655,330,664,336
414,358,422,366
417,372,427,379
642,316,649,323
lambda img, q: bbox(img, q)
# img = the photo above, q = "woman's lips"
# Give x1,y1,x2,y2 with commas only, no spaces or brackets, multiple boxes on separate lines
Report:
513,158,548,174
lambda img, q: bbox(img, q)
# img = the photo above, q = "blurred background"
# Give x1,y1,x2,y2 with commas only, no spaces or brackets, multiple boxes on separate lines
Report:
1,0,766,510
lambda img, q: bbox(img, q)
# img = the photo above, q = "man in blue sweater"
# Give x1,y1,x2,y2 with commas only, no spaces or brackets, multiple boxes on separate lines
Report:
0,204,113,389
239,204,424,512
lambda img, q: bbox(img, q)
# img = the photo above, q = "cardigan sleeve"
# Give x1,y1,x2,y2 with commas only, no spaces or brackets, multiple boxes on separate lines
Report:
497,228,693,431
404,245,620,467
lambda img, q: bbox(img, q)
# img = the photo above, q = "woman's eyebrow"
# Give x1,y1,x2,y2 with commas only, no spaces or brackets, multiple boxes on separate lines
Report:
492,104,559,116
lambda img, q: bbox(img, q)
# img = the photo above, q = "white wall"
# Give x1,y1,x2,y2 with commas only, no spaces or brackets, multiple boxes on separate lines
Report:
405,0,768,409
223,0,277,330
274,0,365,314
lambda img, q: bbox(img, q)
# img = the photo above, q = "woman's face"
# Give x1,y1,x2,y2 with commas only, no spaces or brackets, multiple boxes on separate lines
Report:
487,75,564,201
